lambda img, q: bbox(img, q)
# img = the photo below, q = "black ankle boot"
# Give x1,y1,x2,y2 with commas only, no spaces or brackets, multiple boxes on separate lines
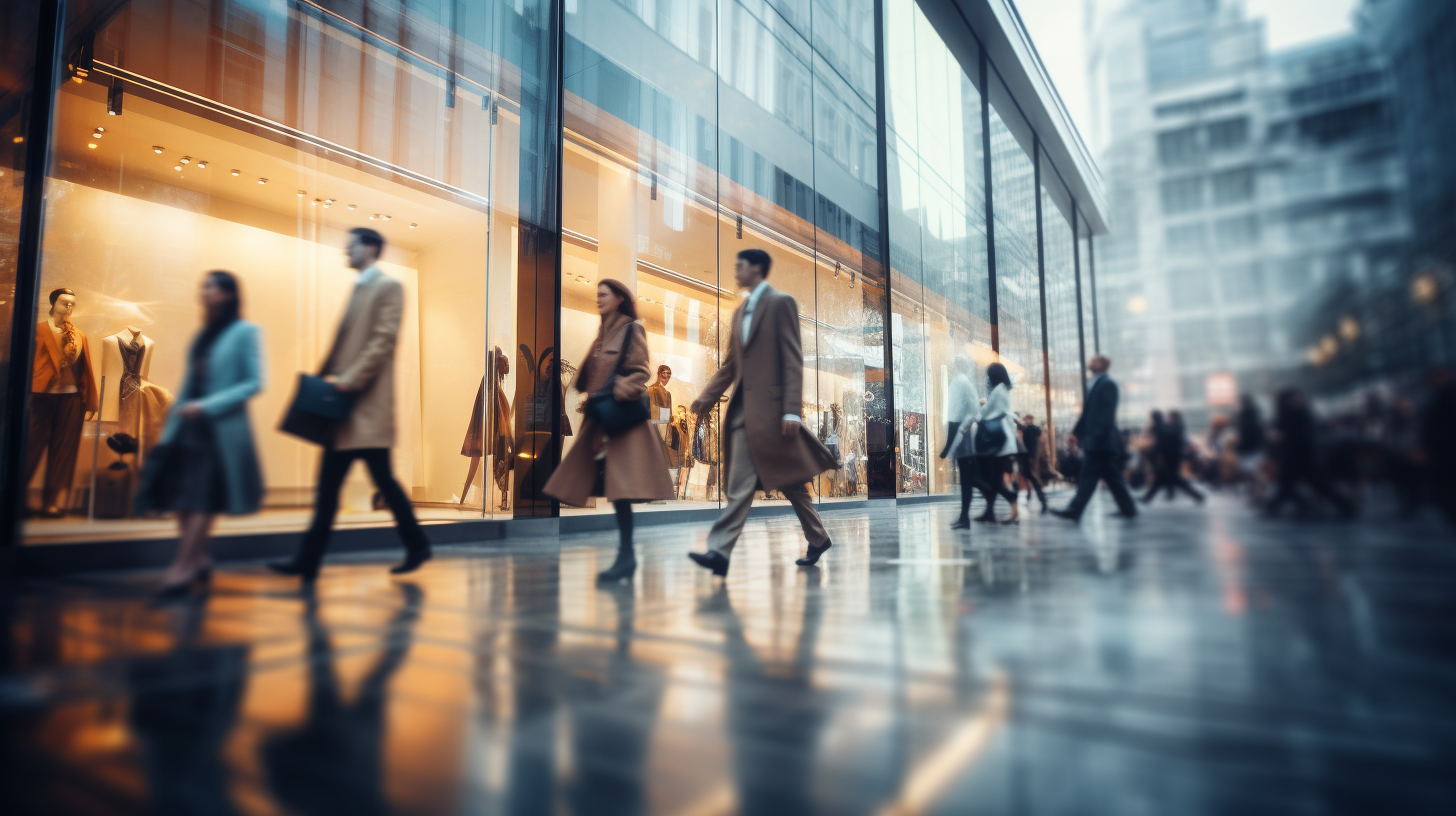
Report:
597,549,637,583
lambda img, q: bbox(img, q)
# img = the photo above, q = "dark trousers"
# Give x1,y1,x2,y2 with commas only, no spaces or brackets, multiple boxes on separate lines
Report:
1265,459,1352,516
976,455,1019,514
1142,461,1203,502
1017,452,1046,504
955,456,990,522
296,448,428,566
25,392,86,510
1064,450,1138,519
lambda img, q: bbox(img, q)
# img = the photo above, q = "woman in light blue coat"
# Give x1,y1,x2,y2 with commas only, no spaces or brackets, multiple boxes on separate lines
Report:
137,271,264,595
974,362,1021,523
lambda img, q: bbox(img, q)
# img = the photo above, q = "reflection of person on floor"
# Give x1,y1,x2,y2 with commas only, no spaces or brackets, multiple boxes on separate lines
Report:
135,272,265,597
26,287,99,518
688,249,839,576
700,583,825,813
564,583,664,816
262,583,423,816
269,228,431,582
127,598,248,816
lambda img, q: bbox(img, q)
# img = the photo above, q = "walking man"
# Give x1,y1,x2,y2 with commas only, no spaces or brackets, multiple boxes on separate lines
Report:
687,249,838,576
1052,355,1139,521
270,228,431,581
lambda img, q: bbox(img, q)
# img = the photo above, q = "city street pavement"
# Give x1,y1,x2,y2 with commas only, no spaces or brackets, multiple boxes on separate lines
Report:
3,490,1454,815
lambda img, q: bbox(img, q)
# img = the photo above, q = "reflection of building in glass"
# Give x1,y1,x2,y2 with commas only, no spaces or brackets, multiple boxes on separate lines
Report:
1087,0,1409,424
2,0,1107,549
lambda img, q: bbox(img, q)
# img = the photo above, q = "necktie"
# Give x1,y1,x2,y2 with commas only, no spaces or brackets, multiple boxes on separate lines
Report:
742,293,755,344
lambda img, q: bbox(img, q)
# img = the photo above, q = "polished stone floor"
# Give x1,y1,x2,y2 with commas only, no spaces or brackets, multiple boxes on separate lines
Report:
3,489,1455,816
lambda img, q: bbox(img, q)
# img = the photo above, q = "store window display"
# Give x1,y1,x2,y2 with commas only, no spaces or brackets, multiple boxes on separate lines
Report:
25,289,102,517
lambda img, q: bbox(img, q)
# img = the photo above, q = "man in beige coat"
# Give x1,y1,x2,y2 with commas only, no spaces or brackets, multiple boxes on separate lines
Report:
270,227,431,581
688,249,838,576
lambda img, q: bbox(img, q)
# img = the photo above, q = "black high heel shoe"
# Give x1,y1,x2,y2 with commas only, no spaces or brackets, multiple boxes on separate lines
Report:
155,566,212,600
597,551,637,583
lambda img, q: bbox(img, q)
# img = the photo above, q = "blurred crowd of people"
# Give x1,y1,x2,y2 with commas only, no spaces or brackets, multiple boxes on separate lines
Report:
1106,368,1456,525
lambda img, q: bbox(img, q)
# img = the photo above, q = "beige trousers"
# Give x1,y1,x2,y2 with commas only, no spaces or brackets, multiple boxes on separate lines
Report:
706,402,828,558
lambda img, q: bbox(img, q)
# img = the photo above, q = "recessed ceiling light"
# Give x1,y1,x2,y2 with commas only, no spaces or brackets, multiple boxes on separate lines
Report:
380,214,391,221
87,143,97,149
297,190,306,197
152,146,164,154
94,127,105,133
324,199,334,204
91,131,103,139
196,161,207,169
257,178,267,185
230,169,240,176
323,202,332,208
347,204,357,210
11,136,22,144
408,223,417,229
369,214,377,220
173,164,182,171
179,156,190,164
311,198,320,205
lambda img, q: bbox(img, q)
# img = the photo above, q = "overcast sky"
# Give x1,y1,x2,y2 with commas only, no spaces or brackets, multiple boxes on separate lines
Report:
1016,0,1360,145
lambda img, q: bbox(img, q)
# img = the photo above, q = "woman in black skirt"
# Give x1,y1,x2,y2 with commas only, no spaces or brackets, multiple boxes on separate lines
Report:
138,271,265,596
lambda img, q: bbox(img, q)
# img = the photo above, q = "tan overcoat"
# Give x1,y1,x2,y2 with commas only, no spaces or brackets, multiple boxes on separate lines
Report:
697,285,836,491
545,313,675,506
321,268,403,451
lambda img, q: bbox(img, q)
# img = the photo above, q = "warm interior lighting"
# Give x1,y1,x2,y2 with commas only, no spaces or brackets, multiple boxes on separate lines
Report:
230,169,240,176
87,143,97,149
94,127,104,133
91,131,103,139
311,199,321,205
1338,315,1360,341
409,223,417,229
347,204,357,210
381,214,392,221
152,145,163,153
195,161,207,169
297,190,306,197
1411,272,1439,305
179,156,190,164
257,178,267,185
1126,295,1148,315
12,136,23,144
173,165,182,171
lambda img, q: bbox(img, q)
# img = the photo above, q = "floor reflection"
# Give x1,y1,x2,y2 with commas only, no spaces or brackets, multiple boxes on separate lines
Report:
5,493,1456,815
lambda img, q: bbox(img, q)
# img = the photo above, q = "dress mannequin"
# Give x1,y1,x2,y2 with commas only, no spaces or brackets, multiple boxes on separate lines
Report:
100,326,155,432
460,349,513,510
26,288,99,517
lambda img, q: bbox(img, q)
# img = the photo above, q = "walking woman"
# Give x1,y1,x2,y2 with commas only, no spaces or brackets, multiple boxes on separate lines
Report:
137,271,264,596
942,355,986,529
974,362,1021,523
545,279,674,582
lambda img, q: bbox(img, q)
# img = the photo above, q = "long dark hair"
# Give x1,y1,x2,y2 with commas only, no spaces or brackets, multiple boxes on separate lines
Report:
986,362,1011,390
194,270,241,361
597,278,638,322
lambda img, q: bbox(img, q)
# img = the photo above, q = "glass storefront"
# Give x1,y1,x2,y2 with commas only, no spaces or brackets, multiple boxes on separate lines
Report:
5,0,1101,547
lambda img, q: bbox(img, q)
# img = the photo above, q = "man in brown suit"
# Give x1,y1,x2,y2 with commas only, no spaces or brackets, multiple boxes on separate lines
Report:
270,228,431,581
688,249,838,576
26,288,99,517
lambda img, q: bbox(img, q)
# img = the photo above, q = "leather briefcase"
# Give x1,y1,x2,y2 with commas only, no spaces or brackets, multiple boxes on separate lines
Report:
279,373,355,446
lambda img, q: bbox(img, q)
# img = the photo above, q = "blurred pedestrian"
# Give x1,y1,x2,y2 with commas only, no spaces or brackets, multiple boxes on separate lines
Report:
1234,394,1266,495
1052,355,1138,521
973,363,1021,523
1263,388,1355,519
1016,414,1048,513
1419,367,1456,526
687,249,838,576
1143,409,1205,504
270,228,431,582
545,279,674,583
1385,397,1424,517
136,271,264,597
941,355,985,529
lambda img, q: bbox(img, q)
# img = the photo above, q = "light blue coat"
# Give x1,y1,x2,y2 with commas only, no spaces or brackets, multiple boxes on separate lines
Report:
141,321,266,515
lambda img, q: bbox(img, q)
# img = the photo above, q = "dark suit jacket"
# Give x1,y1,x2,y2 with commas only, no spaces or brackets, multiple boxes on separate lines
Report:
1072,376,1122,453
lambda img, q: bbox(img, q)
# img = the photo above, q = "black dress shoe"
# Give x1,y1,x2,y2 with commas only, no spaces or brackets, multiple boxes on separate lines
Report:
796,539,832,567
1049,508,1081,521
688,550,730,577
1107,511,1138,519
951,519,970,530
390,546,432,575
973,512,996,523
268,559,319,582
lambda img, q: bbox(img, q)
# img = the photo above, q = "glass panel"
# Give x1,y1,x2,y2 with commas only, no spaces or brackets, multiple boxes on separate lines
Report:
884,0,987,497
1040,174,1081,478
989,75,1045,426
0,0,41,479
22,0,533,541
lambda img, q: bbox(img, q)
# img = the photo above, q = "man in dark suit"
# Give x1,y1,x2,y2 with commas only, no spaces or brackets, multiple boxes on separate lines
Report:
1052,355,1138,521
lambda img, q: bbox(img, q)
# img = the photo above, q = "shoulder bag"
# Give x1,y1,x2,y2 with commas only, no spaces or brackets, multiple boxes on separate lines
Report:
585,324,651,436
279,373,357,446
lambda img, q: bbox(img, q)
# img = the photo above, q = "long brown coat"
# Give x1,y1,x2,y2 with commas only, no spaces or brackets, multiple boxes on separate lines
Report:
545,314,675,506
697,284,836,491
322,268,404,450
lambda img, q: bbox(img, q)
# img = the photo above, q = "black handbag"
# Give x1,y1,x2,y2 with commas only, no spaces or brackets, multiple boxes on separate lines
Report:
974,417,1007,454
584,324,651,436
280,373,356,446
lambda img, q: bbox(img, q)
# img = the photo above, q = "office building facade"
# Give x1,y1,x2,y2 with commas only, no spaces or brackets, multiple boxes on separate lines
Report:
0,0,1105,553
1086,0,1407,425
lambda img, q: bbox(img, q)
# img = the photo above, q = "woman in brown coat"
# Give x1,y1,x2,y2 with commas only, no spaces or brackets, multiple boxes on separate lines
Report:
545,278,674,582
